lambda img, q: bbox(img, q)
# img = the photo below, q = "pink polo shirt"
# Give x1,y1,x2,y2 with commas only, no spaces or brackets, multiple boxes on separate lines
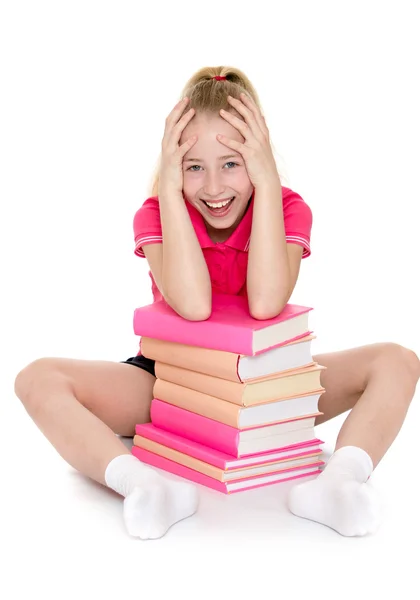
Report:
133,186,312,303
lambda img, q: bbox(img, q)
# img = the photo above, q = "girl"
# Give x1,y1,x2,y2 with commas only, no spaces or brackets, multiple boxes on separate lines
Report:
14,66,420,539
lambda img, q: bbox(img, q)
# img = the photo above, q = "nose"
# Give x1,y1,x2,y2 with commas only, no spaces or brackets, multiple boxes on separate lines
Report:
203,170,226,197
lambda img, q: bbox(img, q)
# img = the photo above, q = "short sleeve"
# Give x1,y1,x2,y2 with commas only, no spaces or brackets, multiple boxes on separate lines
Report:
283,188,313,258
133,197,162,258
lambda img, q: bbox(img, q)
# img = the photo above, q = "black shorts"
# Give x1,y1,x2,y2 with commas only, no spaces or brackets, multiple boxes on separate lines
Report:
120,355,156,377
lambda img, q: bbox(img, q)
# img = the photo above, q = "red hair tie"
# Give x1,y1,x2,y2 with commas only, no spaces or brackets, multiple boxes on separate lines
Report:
212,76,227,81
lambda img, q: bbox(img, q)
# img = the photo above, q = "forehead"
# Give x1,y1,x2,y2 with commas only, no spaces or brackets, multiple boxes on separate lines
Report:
181,111,245,149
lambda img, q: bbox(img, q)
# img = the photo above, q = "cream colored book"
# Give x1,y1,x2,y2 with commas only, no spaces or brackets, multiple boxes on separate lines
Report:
155,362,326,406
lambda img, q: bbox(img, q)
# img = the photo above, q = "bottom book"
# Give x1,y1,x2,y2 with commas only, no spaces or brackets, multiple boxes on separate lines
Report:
132,445,323,494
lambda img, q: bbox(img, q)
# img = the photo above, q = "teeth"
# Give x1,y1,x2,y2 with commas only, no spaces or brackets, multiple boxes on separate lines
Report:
204,198,233,209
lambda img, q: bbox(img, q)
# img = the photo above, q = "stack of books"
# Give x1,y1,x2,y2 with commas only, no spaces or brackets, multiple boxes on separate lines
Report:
131,294,326,494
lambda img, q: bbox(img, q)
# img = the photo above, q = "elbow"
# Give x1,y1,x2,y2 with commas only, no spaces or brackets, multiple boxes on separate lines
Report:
180,305,212,321
248,282,291,320
166,294,212,321
248,298,288,321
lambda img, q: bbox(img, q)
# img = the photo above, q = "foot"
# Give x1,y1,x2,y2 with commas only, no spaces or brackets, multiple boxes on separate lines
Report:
123,478,199,539
287,445,383,536
288,476,382,536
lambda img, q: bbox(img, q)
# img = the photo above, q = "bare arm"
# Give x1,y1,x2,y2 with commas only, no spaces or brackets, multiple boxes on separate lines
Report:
246,178,303,319
143,190,212,321
142,97,211,320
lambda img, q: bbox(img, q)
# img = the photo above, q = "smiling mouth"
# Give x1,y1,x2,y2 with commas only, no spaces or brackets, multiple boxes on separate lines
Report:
200,196,235,217
201,197,235,209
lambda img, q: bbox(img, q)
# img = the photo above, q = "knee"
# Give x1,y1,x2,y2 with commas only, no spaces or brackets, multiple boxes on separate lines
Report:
14,357,69,406
375,343,420,384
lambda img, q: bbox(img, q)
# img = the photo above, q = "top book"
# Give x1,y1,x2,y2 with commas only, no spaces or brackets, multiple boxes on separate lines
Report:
133,294,313,356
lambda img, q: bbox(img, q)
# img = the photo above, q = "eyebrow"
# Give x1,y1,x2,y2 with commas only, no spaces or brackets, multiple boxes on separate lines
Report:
184,154,240,163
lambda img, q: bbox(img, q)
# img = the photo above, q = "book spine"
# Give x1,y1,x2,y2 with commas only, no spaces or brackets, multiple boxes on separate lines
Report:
132,446,227,493
140,337,242,383
131,446,322,494
153,379,242,427
134,424,228,469
134,423,325,469
133,310,253,354
151,399,240,457
155,362,244,405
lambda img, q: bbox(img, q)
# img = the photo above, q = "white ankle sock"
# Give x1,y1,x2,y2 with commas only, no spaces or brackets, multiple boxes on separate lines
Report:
287,446,383,536
104,454,199,539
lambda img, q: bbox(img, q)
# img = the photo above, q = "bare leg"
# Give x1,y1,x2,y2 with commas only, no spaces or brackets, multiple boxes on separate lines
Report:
314,342,420,467
287,343,420,536
14,357,199,538
14,357,155,484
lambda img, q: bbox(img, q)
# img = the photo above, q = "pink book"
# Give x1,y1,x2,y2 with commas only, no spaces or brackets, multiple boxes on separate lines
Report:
135,422,324,470
131,446,322,494
151,398,321,458
133,293,312,355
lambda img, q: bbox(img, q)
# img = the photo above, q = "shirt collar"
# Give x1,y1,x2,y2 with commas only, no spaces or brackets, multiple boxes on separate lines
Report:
184,189,254,252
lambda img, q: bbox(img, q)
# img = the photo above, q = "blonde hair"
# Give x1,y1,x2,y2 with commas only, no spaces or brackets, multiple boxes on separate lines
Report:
148,65,286,196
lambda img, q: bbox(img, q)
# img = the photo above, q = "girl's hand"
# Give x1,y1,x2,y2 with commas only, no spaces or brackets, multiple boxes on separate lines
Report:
159,97,197,196
218,93,279,188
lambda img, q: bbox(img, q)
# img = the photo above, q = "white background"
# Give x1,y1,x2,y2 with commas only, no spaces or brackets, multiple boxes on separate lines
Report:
1,1,419,598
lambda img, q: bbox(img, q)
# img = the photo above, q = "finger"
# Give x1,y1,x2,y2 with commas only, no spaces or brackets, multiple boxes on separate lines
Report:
164,97,190,133
173,107,195,135
237,93,269,138
220,109,250,139
165,107,195,147
225,96,262,140
179,134,197,156
216,134,243,154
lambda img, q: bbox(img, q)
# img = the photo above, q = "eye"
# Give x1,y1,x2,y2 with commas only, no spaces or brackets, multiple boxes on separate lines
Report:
186,161,239,172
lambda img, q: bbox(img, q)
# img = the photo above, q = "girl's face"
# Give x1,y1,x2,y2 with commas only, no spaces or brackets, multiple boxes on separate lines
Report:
181,112,254,241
